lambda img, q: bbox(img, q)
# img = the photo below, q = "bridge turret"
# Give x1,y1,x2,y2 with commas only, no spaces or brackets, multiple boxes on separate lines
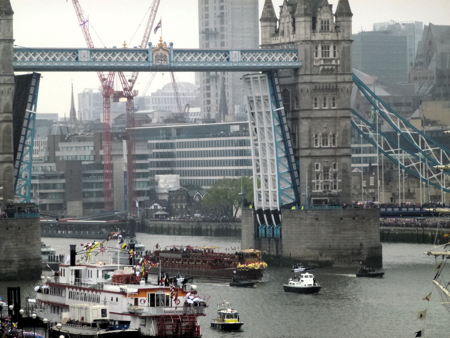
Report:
0,0,15,203
260,0,278,46
295,0,312,40
335,0,353,40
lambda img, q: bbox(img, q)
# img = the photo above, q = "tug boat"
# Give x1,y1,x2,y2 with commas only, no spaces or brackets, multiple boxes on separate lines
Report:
283,272,321,294
35,243,207,337
148,247,267,281
210,302,243,331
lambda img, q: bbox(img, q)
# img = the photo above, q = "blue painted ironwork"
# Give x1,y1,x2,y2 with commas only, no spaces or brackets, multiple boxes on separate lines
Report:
13,46,301,72
266,71,300,208
15,73,41,202
353,73,450,165
351,109,450,193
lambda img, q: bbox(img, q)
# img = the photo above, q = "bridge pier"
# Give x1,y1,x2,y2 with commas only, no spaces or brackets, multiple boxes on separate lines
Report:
242,207,382,268
0,0,41,281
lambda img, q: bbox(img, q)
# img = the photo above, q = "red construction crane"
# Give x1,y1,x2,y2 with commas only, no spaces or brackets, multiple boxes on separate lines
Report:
70,0,160,215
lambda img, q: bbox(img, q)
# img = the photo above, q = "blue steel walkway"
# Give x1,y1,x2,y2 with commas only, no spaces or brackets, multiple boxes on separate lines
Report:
13,45,301,72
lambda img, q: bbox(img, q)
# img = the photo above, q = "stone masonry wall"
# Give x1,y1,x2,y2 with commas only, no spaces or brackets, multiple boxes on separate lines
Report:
0,217,41,281
242,208,382,268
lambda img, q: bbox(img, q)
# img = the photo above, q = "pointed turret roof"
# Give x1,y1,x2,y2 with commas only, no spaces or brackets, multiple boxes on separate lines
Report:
69,83,77,121
0,0,13,16
335,0,353,17
295,0,311,17
261,0,277,22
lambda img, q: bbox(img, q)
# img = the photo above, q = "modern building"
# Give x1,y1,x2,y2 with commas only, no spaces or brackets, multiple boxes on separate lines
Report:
78,89,102,121
135,81,200,113
373,21,424,72
198,0,259,121
352,30,408,84
129,121,253,202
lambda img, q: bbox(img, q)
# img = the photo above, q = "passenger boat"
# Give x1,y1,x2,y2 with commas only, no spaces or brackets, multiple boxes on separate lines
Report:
283,272,321,294
356,266,385,278
34,243,207,338
210,302,243,331
147,247,267,281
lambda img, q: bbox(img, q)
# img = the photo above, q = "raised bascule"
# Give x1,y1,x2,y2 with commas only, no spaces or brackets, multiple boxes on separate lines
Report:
1,0,450,279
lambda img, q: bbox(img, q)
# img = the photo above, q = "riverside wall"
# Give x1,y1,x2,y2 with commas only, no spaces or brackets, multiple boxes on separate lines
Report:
0,217,41,281
242,208,383,268
140,219,241,237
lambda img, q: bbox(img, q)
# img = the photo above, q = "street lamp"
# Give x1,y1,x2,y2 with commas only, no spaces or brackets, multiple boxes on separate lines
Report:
56,322,63,337
19,308,25,337
43,318,49,338
31,313,37,337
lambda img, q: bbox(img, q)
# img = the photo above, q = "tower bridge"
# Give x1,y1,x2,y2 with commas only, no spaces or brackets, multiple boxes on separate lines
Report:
2,0,450,279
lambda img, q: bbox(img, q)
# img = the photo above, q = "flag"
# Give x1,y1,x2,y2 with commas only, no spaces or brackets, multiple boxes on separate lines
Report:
422,292,432,301
415,329,424,337
417,309,427,320
154,19,162,34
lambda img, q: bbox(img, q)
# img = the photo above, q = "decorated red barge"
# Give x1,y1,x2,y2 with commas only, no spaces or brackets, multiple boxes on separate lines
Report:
147,247,267,281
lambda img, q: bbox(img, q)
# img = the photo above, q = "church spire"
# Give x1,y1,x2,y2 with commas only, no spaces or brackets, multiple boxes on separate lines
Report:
260,0,277,22
335,0,353,17
69,83,77,121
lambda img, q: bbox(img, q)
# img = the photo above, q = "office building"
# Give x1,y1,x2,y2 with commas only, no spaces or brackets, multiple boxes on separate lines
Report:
198,0,259,121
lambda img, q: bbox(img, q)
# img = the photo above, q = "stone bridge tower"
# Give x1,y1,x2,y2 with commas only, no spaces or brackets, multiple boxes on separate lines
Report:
242,0,381,268
261,0,353,206
0,0,15,202
0,0,41,281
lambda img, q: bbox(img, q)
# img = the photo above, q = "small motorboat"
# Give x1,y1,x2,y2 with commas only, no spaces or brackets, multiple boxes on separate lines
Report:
356,266,384,278
291,263,310,273
283,272,321,294
210,302,244,331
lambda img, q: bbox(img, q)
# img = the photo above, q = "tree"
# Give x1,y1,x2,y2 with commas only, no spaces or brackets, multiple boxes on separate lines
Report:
201,177,253,219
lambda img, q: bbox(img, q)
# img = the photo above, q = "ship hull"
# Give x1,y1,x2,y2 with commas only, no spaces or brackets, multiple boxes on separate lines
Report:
149,266,263,281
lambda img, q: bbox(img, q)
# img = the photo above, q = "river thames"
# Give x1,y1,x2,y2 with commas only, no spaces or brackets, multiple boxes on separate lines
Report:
1,234,448,338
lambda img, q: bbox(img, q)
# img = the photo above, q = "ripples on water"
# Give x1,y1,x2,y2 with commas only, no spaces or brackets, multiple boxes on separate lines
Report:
1,236,448,338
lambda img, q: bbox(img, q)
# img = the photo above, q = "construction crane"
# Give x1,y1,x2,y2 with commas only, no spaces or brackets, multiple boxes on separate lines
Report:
70,0,160,215
170,72,183,113
71,0,115,211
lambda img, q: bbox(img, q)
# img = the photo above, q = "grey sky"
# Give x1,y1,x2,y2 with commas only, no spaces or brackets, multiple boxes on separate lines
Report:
11,0,450,116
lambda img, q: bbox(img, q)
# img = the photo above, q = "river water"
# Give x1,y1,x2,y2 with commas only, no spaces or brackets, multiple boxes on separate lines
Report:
1,234,449,338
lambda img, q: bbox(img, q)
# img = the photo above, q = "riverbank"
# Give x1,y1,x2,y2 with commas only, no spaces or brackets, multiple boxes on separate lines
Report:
140,219,241,237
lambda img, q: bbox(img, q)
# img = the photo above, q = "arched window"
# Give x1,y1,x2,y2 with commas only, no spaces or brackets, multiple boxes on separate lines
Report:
321,133,329,147
313,97,319,109
313,134,320,147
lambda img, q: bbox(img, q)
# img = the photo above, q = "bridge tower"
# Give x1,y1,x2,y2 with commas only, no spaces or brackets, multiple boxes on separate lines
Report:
261,0,353,206
242,0,381,268
0,0,41,281
0,0,15,202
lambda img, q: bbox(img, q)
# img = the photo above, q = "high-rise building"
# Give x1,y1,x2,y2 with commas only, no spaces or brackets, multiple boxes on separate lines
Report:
198,0,259,121
78,89,102,121
352,31,408,84
373,21,423,72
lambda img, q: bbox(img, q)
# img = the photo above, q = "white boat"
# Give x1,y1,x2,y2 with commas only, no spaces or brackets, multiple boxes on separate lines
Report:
34,243,207,337
291,263,309,273
210,302,243,331
283,272,321,294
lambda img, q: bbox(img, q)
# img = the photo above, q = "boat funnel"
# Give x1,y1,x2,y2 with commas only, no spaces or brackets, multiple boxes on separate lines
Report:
70,244,76,266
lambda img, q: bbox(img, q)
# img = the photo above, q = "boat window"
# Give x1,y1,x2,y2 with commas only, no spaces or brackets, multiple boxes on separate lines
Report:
149,293,155,307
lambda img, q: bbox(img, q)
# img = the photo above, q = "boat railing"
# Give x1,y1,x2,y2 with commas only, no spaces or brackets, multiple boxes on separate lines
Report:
130,305,206,316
